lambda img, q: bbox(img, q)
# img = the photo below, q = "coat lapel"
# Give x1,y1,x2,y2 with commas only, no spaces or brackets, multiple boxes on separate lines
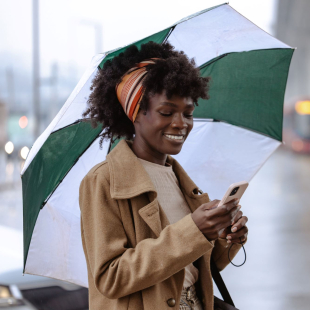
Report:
107,139,156,200
106,139,210,237
138,195,163,238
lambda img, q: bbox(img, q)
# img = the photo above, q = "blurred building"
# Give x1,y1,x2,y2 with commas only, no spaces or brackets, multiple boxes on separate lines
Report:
275,0,310,104
0,101,8,184
0,101,8,148
276,0,310,153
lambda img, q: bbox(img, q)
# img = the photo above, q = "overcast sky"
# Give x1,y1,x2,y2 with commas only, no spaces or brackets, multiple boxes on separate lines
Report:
0,0,277,76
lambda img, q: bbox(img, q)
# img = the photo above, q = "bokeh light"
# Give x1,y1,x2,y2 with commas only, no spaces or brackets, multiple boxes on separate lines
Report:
4,141,14,154
20,146,30,160
19,116,28,128
295,100,310,115
291,139,304,152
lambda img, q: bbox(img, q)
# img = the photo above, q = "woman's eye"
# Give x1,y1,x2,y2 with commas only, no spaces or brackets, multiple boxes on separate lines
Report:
159,112,193,118
159,112,172,117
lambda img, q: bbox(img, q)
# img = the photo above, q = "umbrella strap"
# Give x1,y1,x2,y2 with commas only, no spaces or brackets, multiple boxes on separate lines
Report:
228,237,247,267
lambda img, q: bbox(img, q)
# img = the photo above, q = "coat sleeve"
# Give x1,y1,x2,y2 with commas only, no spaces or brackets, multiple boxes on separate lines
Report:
211,237,247,271
79,171,214,299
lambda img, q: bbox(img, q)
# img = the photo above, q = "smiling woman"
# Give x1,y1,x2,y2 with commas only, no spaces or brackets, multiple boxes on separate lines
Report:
79,41,247,310
132,91,196,164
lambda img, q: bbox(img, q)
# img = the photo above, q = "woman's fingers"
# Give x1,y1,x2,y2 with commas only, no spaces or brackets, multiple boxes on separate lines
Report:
219,207,240,230
209,198,239,217
231,215,248,232
194,199,249,242
226,215,248,243
228,233,248,244
218,226,230,239
231,205,242,225
226,226,248,243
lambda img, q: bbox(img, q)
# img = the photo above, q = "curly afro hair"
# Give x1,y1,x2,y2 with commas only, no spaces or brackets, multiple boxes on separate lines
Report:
82,41,210,148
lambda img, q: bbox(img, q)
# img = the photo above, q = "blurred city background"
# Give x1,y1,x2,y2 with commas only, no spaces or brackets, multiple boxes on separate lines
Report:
0,0,309,309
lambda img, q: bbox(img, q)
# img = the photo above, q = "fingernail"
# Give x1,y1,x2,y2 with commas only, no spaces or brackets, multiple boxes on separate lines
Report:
226,235,232,240
227,240,231,244
231,227,237,232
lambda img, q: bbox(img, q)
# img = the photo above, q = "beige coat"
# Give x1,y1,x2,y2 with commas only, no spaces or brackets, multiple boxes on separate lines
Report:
79,139,243,310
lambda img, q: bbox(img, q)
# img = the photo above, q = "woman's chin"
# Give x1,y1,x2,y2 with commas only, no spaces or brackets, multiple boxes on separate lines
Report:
164,144,184,155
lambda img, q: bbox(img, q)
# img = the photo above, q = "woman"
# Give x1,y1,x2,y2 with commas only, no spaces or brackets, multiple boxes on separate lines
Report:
79,41,248,310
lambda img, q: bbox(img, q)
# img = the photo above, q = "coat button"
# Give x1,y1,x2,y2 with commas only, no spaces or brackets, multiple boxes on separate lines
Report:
167,298,176,307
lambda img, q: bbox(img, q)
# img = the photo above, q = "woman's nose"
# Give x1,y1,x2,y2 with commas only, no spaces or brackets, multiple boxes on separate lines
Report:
171,113,189,129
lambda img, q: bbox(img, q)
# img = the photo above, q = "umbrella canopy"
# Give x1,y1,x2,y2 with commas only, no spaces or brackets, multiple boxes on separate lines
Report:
21,3,294,286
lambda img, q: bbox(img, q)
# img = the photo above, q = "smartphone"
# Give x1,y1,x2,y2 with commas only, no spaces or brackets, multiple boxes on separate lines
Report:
217,181,249,207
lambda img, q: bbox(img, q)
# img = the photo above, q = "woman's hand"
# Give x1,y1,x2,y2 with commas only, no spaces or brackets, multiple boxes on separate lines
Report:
219,206,248,244
227,214,248,244
191,198,241,241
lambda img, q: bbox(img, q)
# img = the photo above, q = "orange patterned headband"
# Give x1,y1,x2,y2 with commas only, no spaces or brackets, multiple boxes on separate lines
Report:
115,58,159,122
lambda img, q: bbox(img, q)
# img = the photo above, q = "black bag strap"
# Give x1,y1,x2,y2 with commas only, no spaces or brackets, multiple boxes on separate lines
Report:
210,257,235,307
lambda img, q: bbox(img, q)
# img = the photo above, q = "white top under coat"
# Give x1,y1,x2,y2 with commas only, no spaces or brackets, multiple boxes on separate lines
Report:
138,157,199,289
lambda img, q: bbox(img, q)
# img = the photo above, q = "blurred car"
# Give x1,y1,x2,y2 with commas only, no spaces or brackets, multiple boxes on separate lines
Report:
0,283,36,309
0,269,88,310
283,100,310,154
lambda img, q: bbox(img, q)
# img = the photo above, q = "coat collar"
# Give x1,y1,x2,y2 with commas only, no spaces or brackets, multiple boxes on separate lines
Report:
106,139,199,200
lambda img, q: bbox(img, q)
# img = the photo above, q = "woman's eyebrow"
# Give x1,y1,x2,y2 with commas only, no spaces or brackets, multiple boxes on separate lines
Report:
160,102,195,108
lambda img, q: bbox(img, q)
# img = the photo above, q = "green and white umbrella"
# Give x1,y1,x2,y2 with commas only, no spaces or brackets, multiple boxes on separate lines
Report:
21,3,294,286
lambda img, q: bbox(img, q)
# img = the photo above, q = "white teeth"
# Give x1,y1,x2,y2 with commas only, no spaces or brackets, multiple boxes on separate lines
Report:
165,134,184,140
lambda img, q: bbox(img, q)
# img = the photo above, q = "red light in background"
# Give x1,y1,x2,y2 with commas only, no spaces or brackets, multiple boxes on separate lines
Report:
19,116,28,128
291,139,304,152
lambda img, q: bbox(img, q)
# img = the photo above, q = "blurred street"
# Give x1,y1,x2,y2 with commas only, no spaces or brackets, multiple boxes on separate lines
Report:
1,146,310,309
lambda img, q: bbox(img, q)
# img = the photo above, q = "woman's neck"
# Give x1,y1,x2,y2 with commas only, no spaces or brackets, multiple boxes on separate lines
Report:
131,138,167,166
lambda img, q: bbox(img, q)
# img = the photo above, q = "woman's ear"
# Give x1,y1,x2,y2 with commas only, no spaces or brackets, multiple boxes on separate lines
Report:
136,109,147,120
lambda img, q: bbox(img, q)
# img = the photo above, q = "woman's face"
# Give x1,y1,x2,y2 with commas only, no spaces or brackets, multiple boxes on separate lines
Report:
133,90,195,160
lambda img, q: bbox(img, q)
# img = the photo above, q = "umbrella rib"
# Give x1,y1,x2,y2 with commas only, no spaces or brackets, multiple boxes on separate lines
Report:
229,5,291,48
192,118,214,122
193,118,283,141
162,26,176,44
51,119,94,135
199,53,228,70
215,118,283,141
